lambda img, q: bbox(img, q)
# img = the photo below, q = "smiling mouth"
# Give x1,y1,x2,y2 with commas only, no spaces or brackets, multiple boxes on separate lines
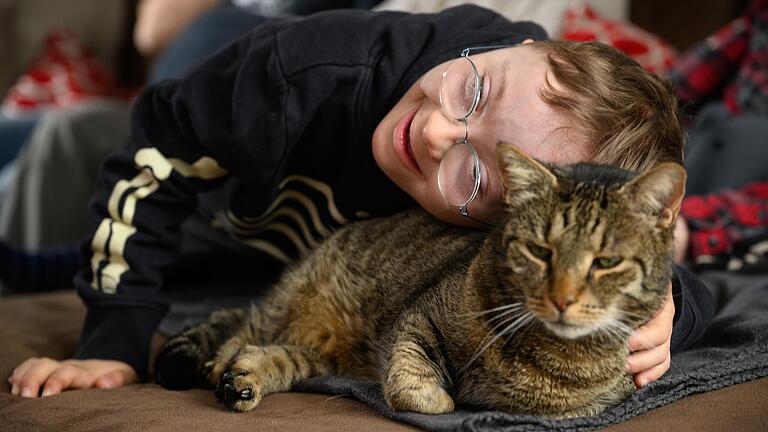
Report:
393,109,422,175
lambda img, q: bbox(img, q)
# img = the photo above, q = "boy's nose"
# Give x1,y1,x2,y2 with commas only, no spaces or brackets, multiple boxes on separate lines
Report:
421,109,467,161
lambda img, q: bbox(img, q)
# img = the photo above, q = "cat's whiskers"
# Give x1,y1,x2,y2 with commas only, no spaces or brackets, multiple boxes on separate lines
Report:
493,311,534,349
459,308,527,361
503,313,535,350
458,302,524,318
484,305,526,325
593,318,633,344
455,305,530,362
462,311,534,373
477,310,528,349
618,309,651,321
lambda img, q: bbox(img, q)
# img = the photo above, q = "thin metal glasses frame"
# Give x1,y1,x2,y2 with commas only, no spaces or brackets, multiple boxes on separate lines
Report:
437,44,514,225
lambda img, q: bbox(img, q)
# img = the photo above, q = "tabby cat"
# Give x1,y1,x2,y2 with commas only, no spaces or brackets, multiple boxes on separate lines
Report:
155,143,685,418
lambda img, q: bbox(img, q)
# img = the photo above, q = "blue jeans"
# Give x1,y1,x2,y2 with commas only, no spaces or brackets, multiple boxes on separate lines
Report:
0,115,38,168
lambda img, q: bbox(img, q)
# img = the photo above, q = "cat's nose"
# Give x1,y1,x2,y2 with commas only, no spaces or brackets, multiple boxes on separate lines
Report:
551,272,580,313
549,292,576,313
422,109,467,161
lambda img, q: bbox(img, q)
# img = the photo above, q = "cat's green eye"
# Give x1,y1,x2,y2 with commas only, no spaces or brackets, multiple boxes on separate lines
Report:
593,257,623,269
526,242,552,261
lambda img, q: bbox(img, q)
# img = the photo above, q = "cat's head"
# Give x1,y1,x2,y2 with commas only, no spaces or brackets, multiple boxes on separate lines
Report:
494,143,685,340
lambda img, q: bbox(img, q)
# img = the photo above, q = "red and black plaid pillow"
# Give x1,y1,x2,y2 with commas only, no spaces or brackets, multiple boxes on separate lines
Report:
682,181,768,271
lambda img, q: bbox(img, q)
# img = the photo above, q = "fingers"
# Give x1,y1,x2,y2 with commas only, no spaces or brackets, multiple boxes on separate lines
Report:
8,359,29,396
626,283,675,387
41,364,95,396
628,325,666,352
627,339,670,375
8,358,61,397
94,368,137,389
8,358,139,397
633,352,671,388
628,284,674,352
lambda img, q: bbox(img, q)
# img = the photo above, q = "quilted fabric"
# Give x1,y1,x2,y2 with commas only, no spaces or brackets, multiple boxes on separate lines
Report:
561,2,678,74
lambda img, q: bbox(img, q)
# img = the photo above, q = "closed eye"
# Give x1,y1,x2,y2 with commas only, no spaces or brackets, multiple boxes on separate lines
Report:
525,242,552,262
478,74,490,110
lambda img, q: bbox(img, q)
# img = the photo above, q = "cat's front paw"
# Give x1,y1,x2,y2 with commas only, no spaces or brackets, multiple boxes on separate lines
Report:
155,335,207,390
384,381,455,414
215,371,263,412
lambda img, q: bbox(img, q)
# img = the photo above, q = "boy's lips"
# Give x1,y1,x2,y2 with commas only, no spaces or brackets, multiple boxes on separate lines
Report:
392,108,422,176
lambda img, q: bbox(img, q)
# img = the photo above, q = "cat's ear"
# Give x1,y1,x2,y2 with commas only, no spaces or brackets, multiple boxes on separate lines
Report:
621,162,686,229
497,142,558,206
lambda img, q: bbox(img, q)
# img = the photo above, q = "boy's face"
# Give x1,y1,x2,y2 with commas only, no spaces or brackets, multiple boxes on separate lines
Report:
372,43,588,227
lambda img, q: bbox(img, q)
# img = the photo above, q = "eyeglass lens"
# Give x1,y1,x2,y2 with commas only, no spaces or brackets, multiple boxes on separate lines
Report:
439,57,481,121
437,143,483,207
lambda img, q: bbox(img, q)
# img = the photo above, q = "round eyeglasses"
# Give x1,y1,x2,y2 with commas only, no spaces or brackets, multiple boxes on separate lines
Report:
436,46,511,226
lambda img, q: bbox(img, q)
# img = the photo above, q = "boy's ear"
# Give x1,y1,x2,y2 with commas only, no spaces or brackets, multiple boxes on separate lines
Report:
620,162,687,229
497,142,557,207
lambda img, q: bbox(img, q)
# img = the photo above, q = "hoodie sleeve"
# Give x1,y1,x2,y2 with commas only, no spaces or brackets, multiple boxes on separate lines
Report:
670,265,715,353
73,19,293,375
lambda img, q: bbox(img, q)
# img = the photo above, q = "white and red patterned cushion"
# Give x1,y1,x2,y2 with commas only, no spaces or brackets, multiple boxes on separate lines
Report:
2,29,113,118
561,2,678,74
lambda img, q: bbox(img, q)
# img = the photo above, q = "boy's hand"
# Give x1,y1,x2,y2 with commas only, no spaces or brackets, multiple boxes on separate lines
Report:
8,358,138,397
626,283,674,388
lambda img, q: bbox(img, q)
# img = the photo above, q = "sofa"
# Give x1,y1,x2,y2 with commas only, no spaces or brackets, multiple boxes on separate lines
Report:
1,286,766,432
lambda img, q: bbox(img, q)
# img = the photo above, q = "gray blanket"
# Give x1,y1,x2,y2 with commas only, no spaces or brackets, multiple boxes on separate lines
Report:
293,271,768,431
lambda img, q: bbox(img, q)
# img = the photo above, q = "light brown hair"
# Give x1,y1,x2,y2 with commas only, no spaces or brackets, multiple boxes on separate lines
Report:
534,40,683,173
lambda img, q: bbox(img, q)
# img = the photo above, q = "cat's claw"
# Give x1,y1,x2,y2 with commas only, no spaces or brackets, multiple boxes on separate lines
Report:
215,372,261,411
239,388,254,400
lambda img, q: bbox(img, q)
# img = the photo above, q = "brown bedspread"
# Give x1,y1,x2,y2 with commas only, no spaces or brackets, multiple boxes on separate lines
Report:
1,291,766,432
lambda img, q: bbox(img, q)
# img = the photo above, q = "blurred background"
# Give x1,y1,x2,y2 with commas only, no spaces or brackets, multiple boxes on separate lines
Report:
0,0,753,111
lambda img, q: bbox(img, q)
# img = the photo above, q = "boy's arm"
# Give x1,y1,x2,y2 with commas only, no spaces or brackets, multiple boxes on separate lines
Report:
7,10,290,401
8,16,329,395
72,22,294,376
668,265,715,353
7,76,235,397
8,22,300,397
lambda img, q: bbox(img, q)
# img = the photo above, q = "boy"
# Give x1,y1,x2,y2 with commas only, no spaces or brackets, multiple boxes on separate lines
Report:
9,5,711,398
